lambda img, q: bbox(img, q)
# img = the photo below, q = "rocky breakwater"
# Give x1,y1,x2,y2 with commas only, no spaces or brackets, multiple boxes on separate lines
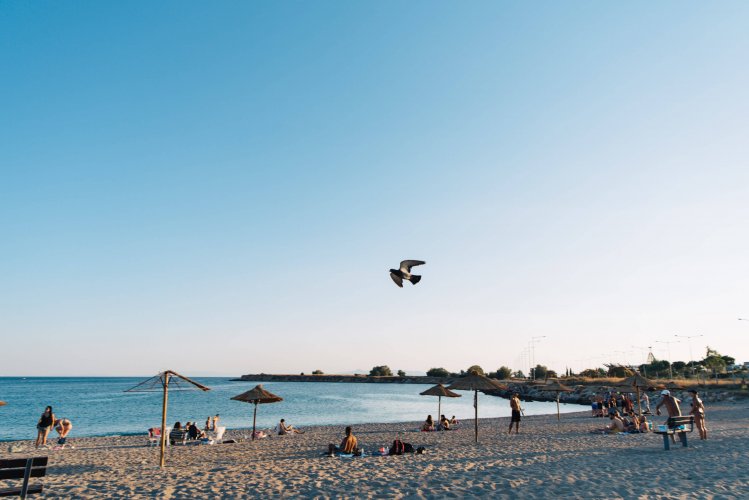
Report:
483,382,749,405
234,374,448,384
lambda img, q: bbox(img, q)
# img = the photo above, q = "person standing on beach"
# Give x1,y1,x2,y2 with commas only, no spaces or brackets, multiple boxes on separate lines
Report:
688,389,707,440
655,390,682,443
508,393,522,434
212,414,220,431
35,406,55,448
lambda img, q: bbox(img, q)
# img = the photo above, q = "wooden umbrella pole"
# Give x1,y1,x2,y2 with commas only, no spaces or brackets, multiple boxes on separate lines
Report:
438,396,441,423
636,387,642,417
474,390,478,443
160,373,170,468
252,402,258,440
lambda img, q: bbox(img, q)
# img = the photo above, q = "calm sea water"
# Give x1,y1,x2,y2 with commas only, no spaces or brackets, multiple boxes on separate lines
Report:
0,377,587,441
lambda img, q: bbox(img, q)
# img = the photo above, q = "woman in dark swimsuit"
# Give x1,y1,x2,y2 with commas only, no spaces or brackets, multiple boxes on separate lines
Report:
36,406,55,448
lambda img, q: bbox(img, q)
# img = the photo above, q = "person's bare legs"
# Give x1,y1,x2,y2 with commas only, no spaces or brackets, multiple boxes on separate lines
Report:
35,429,43,448
39,427,50,447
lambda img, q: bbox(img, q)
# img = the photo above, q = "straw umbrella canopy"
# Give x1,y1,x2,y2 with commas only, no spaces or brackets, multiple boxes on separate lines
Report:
420,384,461,421
124,370,210,468
621,373,655,416
537,380,574,421
231,385,282,440
447,372,507,443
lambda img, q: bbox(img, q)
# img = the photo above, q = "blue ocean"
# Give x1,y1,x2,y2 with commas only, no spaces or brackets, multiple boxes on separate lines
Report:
0,377,586,441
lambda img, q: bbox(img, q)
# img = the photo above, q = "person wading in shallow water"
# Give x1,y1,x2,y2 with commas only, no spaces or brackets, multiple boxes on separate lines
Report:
508,393,522,435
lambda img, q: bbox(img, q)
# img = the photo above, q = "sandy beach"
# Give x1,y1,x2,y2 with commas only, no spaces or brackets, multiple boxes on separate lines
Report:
2,402,747,499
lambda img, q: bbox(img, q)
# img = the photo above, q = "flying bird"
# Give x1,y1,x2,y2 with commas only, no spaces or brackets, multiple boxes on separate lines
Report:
389,260,426,288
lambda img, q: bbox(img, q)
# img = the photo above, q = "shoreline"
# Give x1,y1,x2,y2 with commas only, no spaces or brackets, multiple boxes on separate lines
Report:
2,403,747,498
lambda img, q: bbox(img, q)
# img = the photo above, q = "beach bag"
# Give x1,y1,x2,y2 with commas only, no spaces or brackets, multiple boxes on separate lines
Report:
389,439,405,455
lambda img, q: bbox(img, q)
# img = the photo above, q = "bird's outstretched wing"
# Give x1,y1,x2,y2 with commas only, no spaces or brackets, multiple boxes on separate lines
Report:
390,272,404,288
400,260,425,273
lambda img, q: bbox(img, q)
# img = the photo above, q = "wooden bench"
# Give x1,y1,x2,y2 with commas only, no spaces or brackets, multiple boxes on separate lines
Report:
653,416,694,450
0,457,48,499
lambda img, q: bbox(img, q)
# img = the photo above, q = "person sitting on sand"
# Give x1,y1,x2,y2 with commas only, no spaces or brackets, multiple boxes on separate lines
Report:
622,411,639,432
639,415,651,433
450,416,459,426
279,418,304,435
54,418,73,445
439,415,450,431
603,412,626,434
422,415,435,432
188,422,204,440
328,426,358,455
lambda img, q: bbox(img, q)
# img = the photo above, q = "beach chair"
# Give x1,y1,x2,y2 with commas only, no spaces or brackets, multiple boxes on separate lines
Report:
169,429,188,446
204,426,226,445
147,427,162,447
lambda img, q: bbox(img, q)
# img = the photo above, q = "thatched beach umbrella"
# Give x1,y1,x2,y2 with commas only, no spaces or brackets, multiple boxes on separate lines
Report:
420,384,461,421
124,370,210,468
621,373,655,416
447,372,507,443
538,380,574,421
231,385,282,440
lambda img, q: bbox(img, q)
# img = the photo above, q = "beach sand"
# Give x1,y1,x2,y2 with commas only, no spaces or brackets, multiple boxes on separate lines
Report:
2,403,747,498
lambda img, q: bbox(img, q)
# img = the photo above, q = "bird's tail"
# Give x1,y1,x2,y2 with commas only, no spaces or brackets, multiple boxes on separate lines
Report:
410,275,421,285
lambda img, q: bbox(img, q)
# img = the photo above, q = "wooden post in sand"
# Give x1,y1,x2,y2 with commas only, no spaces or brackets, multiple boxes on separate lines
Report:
160,373,170,468
473,390,478,443
252,402,258,440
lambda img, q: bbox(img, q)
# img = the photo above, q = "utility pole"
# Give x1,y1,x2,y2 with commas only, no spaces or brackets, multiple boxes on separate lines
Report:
675,333,703,377
656,339,680,379
530,336,546,380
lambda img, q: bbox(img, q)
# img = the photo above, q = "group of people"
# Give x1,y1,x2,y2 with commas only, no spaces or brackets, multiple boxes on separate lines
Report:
421,414,458,431
591,392,649,418
35,406,72,448
596,388,707,439
168,414,222,443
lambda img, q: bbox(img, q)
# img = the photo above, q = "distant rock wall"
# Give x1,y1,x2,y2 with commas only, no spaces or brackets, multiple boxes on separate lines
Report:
234,374,448,384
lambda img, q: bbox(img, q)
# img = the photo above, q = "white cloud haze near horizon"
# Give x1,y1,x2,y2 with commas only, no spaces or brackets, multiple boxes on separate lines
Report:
1,2,748,376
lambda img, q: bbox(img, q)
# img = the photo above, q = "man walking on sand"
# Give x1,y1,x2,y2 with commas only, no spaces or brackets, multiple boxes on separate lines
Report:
508,393,522,434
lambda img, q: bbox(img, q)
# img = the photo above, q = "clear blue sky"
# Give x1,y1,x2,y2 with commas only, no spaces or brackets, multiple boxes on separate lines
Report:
2,1,748,376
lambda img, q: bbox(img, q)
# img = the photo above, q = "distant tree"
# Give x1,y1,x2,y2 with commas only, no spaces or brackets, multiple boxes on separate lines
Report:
397,369,406,377
513,370,526,379
531,365,548,380
546,370,558,379
312,370,324,375
495,366,512,380
426,367,450,378
579,369,597,378
466,365,485,376
703,347,726,380
300,372,305,375
369,365,393,377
